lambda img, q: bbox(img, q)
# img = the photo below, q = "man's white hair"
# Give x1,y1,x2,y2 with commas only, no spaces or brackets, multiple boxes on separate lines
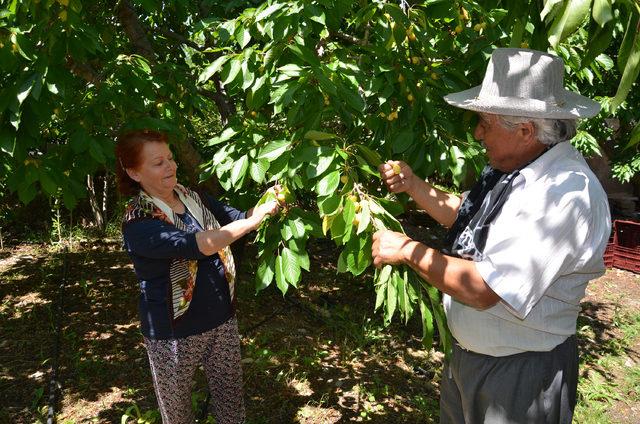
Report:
495,115,577,146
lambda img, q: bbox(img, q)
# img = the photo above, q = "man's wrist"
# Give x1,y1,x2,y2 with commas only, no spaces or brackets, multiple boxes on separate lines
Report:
400,239,418,265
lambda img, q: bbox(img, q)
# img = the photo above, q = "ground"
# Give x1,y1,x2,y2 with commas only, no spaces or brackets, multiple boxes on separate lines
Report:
0,233,639,423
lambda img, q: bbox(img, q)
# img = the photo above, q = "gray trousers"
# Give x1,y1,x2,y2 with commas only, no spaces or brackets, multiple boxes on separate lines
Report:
440,336,578,424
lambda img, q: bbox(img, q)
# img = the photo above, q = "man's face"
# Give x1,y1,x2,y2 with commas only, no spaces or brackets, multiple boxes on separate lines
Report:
473,113,524,172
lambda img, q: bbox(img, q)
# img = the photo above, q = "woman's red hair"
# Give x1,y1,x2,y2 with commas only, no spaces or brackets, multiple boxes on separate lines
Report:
114,129,169,196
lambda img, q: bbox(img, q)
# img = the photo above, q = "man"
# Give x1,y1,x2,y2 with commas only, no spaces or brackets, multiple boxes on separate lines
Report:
371,48,611,423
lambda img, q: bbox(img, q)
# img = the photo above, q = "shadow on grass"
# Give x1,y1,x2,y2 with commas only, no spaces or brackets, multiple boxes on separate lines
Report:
577,298,640,383
0,243,153,423
1,238,442,424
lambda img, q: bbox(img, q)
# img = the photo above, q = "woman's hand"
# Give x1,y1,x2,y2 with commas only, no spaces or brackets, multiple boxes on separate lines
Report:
248,200,279,229
371,230,413,268
378,160,417,195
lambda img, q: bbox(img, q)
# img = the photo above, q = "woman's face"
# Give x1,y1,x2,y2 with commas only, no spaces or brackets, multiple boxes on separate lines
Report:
126,141,177,197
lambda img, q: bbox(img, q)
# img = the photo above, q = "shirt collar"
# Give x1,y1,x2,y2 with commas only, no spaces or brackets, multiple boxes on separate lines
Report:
519,141,574,185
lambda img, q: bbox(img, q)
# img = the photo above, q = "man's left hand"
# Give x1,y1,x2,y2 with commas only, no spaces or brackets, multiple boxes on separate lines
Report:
372,230,412,268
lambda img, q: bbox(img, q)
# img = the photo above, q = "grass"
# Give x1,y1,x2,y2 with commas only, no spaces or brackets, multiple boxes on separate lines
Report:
1,240,639,423
574,305,640,423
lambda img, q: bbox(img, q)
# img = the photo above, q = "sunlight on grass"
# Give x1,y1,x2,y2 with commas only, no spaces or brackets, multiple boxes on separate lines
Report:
575,307,640,424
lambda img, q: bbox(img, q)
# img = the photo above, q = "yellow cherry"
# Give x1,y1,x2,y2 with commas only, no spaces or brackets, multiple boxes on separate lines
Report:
392,163,401,175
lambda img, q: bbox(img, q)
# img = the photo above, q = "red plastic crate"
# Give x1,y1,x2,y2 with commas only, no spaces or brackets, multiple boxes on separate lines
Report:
606,220,640,273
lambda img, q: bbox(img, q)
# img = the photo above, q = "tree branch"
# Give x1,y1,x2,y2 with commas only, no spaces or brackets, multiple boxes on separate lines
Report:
198,86,235,126
65,56,101,85
157,28,205,51
331,31,366,46
116,0,156,61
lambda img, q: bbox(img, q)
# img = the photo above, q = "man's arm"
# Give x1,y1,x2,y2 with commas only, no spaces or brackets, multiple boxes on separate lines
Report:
372,230,500,309
379,161,461,228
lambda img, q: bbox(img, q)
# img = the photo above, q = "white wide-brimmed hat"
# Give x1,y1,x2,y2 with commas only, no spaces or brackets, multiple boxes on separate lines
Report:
443,48,600,119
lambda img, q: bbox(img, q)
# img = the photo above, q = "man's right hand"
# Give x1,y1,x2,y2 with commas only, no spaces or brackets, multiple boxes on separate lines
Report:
379,160,416,194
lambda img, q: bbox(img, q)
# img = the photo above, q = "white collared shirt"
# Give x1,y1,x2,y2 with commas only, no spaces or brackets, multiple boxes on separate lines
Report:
444,142,611,356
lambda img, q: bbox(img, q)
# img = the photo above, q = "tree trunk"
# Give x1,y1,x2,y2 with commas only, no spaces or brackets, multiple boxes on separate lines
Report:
116,0,222,195
87,175,105,230
102,173,108,220
116,0,156,61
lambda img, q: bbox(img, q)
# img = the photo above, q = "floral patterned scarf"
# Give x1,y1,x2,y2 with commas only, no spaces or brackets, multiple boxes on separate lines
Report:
124,184,236,322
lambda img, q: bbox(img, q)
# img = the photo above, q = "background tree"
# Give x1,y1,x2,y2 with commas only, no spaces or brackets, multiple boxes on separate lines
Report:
1,0,639,348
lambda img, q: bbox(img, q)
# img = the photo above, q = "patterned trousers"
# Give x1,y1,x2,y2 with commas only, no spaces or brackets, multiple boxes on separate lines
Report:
144,317,245,424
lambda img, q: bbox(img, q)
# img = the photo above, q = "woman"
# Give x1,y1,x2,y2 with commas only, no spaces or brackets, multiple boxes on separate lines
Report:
115,129,278,424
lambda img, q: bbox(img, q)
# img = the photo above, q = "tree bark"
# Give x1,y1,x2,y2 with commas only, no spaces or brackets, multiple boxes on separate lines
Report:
102,173,108,220
115,1,220,194
87,175,105,230
116,0,156,61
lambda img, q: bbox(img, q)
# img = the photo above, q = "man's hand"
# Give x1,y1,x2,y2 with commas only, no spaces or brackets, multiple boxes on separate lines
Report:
378,160,416,194
372,230,413,268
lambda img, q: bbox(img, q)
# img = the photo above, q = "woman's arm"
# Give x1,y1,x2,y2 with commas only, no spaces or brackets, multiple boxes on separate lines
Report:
195,201,278,256
379,161,461,228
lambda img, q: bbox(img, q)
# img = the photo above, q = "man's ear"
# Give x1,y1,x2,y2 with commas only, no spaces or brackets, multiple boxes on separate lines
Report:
519,121,536,144
126,168,141,182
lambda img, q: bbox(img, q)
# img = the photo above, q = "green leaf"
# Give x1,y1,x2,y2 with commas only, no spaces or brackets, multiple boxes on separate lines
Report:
385,272,397,323
345,235,371,276
221,58,242,86
248,74,269,110
38,169,57,196
17,182,37,204
582,24,614,68
547,0,591,48
198,55,230,84
611,34,640,111
255,2,286,21
288,217,306,239
356,200,371,235
230,155,249,187
306,151,335,178
592,0,613,27
88,140,106,164
288,43,321,67
625,121,640,150
337,249,348,273
275,254,288,295
17,73,36,105
318,195,342,216
392,129,414,154
258,140,291,160
304,130,336,140
281,247,301,287
617,13,639,73
0,128,16,155
315,170,340,196
208,127,239,146
289,239,310,271
540,0,563,22
419,291,434,349
236,26,251,49
509,18,525,48
354,144,382,167
249,159,269,184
